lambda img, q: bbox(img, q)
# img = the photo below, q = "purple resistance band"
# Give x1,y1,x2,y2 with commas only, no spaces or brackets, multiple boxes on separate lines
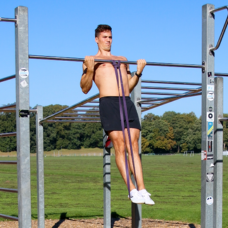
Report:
112,60,138,197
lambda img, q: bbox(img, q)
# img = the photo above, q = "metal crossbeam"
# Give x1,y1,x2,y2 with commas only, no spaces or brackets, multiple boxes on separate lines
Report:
0,132,16,137
0,161,17,165
142,80,202,86
219,117,228,122
215,73,228,77
142,86,199,91
0,214,18,221
46,120,100,123
0,75,16,83
0,188,18,193
0,17,17,23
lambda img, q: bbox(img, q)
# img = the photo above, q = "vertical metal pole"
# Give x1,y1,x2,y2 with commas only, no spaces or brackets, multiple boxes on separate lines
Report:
15,6,31,228
131,72,142,228
214,77,223,228
201,4,215,228
103,131,111,228
36,106,45,228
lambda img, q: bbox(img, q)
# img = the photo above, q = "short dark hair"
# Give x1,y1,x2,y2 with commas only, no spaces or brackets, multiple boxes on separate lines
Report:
95,24,112,37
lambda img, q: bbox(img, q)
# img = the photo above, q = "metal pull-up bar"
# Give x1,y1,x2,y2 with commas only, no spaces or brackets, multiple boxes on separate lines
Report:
29,54,205,69
209,6,228,52
0,17,17,23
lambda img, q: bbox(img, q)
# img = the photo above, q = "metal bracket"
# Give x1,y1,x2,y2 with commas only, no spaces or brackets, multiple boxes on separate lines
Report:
19,110,29,117
202,61,205,73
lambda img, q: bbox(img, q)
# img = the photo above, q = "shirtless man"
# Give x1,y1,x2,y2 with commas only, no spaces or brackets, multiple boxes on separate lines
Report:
80,24,154,205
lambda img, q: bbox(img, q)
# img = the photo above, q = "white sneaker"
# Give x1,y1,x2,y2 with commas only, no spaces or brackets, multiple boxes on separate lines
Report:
128,189,144,204
139,189,155,205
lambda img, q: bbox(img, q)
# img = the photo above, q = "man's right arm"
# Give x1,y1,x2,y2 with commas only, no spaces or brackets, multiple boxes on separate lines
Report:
80,56,95,94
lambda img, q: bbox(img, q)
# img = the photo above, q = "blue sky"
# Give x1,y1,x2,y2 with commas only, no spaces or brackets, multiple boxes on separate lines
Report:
0,0,227,117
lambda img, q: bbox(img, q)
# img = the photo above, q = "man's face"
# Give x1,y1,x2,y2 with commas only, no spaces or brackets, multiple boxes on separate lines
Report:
95,30,112,51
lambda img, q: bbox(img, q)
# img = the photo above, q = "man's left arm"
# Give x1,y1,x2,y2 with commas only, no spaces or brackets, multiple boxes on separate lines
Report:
128,59,147,93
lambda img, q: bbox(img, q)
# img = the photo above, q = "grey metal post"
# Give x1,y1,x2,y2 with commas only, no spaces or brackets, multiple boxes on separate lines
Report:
15,6,31,228
103,131,111,228
201,4,215,228
131,72,142,228
214,77,223,228
36,106,45,228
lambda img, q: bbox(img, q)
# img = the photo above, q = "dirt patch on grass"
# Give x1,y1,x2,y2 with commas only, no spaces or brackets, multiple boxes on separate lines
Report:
0,218,201,228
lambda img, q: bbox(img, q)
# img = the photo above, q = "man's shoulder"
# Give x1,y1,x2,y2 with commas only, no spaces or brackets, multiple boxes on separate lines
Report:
113,56,127,61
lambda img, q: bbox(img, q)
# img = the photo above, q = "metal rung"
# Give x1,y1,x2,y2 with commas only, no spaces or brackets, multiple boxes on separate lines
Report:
0,75,15,83
219,118,228,122
0,161,17,165
0,17,17,23
142,80,201,86
0,214,18,221
0,188,18,193
0,132,16,137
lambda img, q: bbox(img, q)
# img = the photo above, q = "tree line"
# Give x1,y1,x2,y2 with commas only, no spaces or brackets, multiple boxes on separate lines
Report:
0,104,227,153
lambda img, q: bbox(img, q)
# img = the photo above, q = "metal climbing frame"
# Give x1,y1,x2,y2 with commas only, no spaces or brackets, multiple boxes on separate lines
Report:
0,3,227,228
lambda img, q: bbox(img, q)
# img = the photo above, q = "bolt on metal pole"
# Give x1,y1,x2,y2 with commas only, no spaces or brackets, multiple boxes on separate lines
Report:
36,106,45,228
103,131,111,228
214,77,223,228
201,4,215,228
131,72,142,228
15,6,31,228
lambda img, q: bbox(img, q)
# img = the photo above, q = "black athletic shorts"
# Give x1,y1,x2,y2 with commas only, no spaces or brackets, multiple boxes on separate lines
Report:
99,96,141,132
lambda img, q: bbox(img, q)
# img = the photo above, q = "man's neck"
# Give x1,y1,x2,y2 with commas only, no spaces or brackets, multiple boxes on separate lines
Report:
96,49,112,56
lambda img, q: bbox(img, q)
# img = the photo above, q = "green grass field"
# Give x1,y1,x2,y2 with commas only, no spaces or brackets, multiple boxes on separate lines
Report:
0,153,228,227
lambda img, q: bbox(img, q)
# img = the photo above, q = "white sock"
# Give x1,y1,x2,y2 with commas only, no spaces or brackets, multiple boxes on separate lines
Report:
130,189,138,197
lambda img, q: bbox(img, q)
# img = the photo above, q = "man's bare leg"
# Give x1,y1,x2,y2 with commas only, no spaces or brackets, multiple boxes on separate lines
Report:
108,130,136,191
124,128,145,191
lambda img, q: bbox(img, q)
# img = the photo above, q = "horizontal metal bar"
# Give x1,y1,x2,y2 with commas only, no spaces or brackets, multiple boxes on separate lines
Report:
219,118,228,122
210,6,228,13
40,93,99,123
55,117,100,120
142,92,182,96
142,80,201,86
141,86,199,91
46,120,101,123
0,188,18,193
141,88,202,112
62,112,99,115
139,92,202,103
0,214,18,221
0,161,17,165
29,55,204,69
89,101,99,103
81,105,99,108
0,17,17,23
0,75,15,83
65,109,100,113
0,132,16,137
215,72,228,77
0,104,16,110
210,7,228,52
